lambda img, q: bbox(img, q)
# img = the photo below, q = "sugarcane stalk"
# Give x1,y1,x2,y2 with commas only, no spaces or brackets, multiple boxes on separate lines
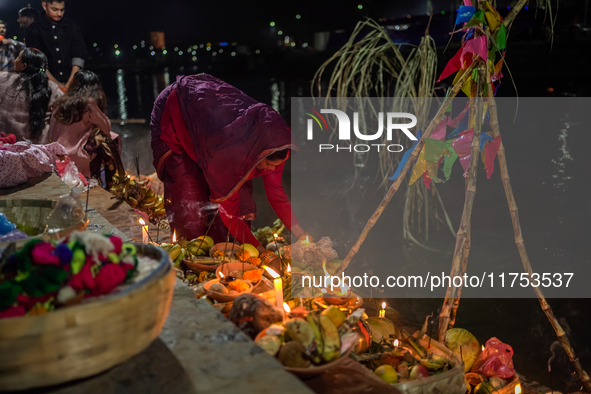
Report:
485,77,591,391
438,63,486,342
335,60,479,276
448,77,480,329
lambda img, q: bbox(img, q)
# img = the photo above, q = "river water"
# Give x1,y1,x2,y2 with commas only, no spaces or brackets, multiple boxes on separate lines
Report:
95,61,590,391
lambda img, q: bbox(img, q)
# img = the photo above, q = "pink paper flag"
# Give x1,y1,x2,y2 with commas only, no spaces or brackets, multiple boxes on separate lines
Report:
431,116,448,140
437,49,463,82
447,105,470,128
422,171,433,189
450,128,474,176
461,36,487,65
485,135,502,178
464,0,472,5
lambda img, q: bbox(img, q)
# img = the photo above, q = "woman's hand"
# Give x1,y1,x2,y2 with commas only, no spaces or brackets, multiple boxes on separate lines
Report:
291,224,305,240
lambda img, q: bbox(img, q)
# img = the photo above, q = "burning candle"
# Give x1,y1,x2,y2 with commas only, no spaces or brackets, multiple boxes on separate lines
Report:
139,219,149,244
379,301,387,318
514,383,521,394
481,345,485,352
393,339,400,350
283,302,291,321
264,266,283,309
172,230,177,243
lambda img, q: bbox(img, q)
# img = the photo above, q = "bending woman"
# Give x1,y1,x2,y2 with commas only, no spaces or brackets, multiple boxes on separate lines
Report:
0,48,61,142
151,74,306,267
44,70,121,185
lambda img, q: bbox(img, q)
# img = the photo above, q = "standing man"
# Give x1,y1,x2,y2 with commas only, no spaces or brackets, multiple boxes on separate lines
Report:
18,5,39,37
25,0,86,91
0,20,26,71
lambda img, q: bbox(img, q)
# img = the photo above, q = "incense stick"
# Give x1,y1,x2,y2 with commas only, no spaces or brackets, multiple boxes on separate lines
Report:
85,182,90,213
222,215,232,263
133,154,140,177
196,210,218,252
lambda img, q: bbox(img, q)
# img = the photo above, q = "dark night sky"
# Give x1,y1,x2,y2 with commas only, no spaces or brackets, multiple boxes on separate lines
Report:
0,0,459,46
0,0,587,47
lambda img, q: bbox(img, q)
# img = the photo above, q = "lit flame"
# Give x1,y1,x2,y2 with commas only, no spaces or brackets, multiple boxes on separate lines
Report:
305,236,309,242
322,260,349,296
263,266,280,279
515,383,521,394
274,233,278,238
283,302,291,313
139,218,146,226
219,272,224,278
381,302,387,309
482,345,485,351
393,339,399,347
287,264,291,274
172,230,177,243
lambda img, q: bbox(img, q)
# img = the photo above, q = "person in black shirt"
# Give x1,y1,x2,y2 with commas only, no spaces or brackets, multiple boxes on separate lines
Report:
25,0,86,91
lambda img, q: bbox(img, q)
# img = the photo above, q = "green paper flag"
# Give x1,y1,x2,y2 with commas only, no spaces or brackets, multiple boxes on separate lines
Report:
496,24,507,50
424,139,459,182
465,9,486,27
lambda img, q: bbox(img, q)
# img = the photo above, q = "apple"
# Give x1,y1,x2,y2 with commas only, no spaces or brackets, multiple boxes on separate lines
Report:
409,364,429,379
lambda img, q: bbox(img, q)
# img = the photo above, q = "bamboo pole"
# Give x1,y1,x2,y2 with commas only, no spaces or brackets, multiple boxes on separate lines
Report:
438,63,486,342
334,60,479,276
485,79,591,391
447,68,480,329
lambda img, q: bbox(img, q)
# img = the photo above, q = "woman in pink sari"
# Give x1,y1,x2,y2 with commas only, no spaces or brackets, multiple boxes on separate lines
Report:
44,70,121,186
151,74,307,269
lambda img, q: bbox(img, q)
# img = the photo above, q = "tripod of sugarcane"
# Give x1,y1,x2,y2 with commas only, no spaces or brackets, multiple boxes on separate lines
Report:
333,0,591,388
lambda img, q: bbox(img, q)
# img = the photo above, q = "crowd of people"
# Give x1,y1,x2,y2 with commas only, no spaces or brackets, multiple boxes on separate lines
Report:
1,2,304,267
0,0,117,182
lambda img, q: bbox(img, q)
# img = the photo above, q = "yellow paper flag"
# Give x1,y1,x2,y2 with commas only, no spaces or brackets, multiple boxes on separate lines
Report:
409,147,428,185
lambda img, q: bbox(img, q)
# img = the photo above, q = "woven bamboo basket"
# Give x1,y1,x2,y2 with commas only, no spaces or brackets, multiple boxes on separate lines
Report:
0,199,88,249
393,334,467,394
0,244,175,391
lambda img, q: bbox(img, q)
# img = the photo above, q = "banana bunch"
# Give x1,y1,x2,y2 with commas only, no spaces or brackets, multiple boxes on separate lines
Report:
110,174,166,221
418,354,449,371
160,235,214,268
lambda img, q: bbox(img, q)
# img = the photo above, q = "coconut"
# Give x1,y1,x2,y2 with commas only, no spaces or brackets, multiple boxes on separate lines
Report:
444,328,481,372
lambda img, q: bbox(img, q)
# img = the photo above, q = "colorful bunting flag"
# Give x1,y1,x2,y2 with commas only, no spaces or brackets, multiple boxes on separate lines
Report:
437,49,463,82
485,135,502,178
409,147,428,185
495,24,507,50
431,116,448,141
389,130,422,181
484,3,502,32
461,35,488,65
465,9,486,27
456,6,476,24
450,129,474,176
424,138,459,182
480,131,493,151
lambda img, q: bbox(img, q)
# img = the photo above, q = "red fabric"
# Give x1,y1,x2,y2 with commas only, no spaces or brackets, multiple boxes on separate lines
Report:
68,261,95,291
0,133,16,144
31,242,60,265
219,162,298,248
160,88,198,162
109,236,123,254
485,135,502,178
93,263,127,295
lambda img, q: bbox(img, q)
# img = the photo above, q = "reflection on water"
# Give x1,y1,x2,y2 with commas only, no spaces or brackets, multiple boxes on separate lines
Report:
116,69,128,121
551,115,574,192
270,81,279,112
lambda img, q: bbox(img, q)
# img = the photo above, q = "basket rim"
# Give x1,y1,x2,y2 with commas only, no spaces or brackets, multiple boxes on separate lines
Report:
0,243,171,325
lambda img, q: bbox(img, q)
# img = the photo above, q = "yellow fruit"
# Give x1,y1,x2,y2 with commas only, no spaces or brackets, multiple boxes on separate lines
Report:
242,243,259,258
188,244,206,256
319,315,340,362
195,235,214,249
375,365,398,384
321,306,347,328
168,244,181,261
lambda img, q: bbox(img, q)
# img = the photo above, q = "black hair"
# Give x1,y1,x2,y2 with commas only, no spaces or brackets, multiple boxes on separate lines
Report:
42,0,65,3
12,48,52,141
55,70,107,125
19,6,39,19
266,149,290,161
0,20,6,27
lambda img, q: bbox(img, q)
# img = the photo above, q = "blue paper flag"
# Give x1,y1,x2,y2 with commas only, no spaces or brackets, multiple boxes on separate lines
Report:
456,6,476,24
389,130,422,181
479,132,493,151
